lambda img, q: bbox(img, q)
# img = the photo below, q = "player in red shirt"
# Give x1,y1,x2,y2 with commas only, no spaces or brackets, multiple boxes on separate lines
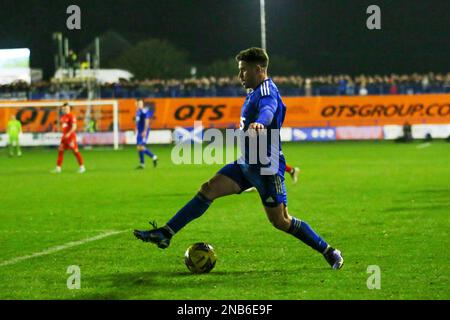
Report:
52,102,85,173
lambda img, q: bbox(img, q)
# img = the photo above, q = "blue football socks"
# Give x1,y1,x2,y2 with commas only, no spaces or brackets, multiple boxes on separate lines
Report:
166,193,212,234
288,217,329,253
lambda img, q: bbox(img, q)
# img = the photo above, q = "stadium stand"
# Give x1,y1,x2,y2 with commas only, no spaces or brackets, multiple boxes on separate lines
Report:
1,72,449,100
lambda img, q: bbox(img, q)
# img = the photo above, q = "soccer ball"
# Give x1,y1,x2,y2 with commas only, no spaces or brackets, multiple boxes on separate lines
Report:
184,242,217,274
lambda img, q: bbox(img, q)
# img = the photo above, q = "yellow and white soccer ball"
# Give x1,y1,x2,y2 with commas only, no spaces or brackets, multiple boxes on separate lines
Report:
184,242,217,274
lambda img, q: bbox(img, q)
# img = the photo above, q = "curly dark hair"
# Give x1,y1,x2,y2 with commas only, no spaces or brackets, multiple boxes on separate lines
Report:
235,47,269,68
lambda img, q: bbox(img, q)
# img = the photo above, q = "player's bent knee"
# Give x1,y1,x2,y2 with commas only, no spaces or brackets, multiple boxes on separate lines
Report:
199,174,241,201
199,180,227,201
266,207,291,231
200,181,214,199
268,216,288,231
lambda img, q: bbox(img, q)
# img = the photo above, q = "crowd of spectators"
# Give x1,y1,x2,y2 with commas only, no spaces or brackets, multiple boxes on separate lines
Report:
1,72,449,100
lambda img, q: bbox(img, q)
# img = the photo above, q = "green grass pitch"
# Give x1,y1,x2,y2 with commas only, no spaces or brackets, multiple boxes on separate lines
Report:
0,141,448,300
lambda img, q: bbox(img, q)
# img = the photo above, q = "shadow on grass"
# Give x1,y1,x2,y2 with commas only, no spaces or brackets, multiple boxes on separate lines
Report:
383,203,450,213
383,188,450,214
76,269,297,300
150,193,195,198
412,188,450,195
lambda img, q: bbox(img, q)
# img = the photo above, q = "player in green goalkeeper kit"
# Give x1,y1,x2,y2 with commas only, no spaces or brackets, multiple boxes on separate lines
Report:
7,114,22,157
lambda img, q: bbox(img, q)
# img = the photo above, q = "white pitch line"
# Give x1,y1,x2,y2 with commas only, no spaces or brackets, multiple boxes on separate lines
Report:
416,143,431,149
0,229,119,234
0,230,126,268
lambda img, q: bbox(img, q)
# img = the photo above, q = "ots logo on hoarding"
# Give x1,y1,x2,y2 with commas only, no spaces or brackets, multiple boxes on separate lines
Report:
174,105,225,121
15,107,56,128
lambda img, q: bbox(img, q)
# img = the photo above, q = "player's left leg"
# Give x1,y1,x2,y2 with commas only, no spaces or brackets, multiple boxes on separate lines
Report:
250,168,343,269
143,147,158,167
69,138,85,173
15,139,22,156
73,149,85,173
264,204,343,269
142,132,158,167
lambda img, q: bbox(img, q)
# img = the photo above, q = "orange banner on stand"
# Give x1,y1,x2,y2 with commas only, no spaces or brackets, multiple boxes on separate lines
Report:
141,94,450,129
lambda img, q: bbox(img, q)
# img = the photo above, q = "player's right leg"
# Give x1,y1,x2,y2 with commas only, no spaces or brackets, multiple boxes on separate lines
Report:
51,144,65,173
8,135,18,156
136,144,145,169
134,163,248,248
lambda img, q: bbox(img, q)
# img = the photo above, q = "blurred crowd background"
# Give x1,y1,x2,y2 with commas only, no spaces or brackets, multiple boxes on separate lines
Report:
2,72,449,100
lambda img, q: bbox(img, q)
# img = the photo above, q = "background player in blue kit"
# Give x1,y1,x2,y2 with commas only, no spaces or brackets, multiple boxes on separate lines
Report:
135,99,158,169
134,48,344,269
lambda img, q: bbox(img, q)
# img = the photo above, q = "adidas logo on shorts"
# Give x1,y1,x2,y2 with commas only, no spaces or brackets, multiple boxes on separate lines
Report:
266,197,275,203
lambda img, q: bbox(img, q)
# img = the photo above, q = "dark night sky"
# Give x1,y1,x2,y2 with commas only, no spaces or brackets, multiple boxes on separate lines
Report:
0,0,449,78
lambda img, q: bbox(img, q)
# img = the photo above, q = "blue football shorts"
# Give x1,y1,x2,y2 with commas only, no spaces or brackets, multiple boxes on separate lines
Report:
136,130,150,146
218,161,287,208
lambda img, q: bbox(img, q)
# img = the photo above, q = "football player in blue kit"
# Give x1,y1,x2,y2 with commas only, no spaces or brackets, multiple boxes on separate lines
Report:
135,99,158,169
134,48,343,269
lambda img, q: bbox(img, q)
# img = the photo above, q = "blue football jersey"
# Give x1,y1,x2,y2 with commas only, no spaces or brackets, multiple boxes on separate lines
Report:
136,107,154,133
239,78,286,174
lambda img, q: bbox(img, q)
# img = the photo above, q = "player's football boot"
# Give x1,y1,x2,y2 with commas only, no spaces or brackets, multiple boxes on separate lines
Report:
134,221,172,249
78,166,86,174
323,247,344,270
153,157,158,168
136,164,145,169
51,167,62,174
290,167,300,184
